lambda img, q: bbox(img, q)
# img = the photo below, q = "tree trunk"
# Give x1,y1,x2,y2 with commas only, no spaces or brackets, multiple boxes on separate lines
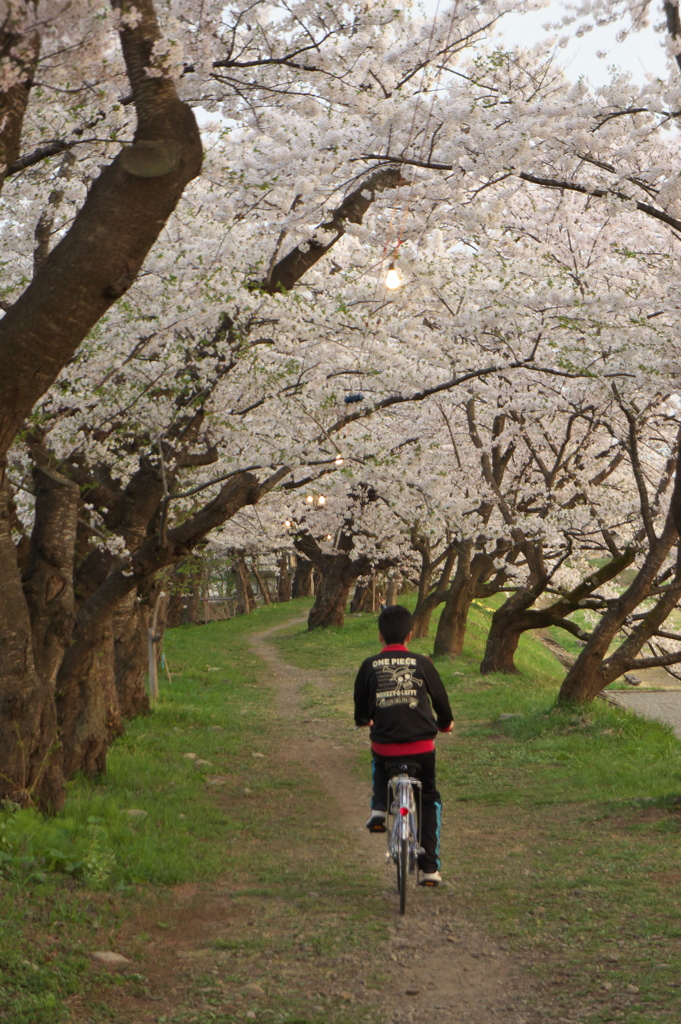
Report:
251,563,272,605
233,555,256,615
350,583,373,613
411,597,440,640
56,616,123,779
479,602,526,674
307,556,353,629
385,578,399,606
293,510,395,630
433,586,477,658
434,546,496,658
0,474,65,809
166,592,185,627
22,467,79,690
292,558,314,597
1,466,280,794
277,552,292,602
410,547,433,637
183,588,202,624
412,547,457,640
113,591,151,720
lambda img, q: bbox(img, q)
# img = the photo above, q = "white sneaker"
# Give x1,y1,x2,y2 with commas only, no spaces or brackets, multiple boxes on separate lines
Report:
419,870,442,886
365,811,387,833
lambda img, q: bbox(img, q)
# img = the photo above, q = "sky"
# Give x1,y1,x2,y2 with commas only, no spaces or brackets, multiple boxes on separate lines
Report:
419,0,669,87
494,2,668,87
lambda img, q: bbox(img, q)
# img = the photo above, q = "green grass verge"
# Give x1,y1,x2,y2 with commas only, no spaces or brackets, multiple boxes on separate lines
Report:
0,601,316,1023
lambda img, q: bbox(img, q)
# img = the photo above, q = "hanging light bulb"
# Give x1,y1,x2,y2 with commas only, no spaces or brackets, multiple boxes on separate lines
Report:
306,494,314,504
335,455,344,466
317,495,327,505
284,519,291,528
385,261,402,291
326,534,333,541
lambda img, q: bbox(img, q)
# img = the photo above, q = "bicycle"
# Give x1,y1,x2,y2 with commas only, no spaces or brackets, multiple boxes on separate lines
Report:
385,763,423,915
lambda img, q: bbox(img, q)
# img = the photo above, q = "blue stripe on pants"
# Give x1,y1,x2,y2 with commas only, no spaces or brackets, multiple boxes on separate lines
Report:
434,800,442,870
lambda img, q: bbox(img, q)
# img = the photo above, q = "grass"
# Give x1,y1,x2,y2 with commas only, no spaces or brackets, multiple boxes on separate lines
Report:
5,594,681,1023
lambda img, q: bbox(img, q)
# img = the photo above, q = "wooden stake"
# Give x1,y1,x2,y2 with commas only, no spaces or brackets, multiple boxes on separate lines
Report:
161,648,173,685
147,593,164,701
147,627,159,700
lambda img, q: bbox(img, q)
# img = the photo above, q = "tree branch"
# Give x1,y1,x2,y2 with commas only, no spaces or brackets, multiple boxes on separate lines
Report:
0,0,203,461
258,166,407,294
0,5,40,191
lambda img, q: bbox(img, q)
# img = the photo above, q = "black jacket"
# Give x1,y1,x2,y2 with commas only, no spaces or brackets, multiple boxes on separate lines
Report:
353,647,453,745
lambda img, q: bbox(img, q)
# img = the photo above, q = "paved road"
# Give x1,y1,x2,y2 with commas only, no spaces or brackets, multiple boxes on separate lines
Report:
611,691,681,739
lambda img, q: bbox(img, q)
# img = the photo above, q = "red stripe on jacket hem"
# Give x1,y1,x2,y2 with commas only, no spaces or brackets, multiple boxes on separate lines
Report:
371,739,435,756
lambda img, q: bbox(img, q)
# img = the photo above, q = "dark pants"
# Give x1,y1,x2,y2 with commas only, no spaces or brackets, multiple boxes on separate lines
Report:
371,750,442,874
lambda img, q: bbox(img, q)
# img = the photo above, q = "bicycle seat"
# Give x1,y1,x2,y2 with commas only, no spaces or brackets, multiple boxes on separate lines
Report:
385,759,421,778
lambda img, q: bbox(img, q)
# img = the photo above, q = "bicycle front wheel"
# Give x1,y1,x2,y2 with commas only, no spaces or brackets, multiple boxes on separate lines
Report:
397,835,408,915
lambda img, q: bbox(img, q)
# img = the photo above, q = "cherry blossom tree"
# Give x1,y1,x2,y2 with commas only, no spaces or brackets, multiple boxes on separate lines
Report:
0,0,202,810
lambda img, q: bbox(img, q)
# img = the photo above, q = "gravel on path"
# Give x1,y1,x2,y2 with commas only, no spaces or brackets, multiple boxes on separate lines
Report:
610,690,681,738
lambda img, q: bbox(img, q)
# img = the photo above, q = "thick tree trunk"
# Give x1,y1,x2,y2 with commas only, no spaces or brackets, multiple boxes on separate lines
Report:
307,557,354,629
166,592,185,627
294,505,395,630
0,475,64,809
385,578,399,606
277,553,292,602
433,587,477,658
4,468,280,791
22,467,79,688
292,558,314,598
56,617,122,778
411,600,437,639
350,583,373,613
479,603,526,674
434,547,495,658
183,588,202,624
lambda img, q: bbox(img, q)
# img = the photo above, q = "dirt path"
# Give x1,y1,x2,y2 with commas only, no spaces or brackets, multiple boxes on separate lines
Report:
77,618,545,1024
247,620,543,1024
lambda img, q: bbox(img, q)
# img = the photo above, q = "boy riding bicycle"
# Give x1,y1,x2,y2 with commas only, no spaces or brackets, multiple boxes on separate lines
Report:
353,604,454,885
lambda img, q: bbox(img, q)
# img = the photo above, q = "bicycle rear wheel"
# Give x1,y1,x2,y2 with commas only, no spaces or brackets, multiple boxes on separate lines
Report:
396,835,408,915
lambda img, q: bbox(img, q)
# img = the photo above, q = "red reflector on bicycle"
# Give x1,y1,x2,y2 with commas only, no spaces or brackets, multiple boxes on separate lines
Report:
400,807,409,816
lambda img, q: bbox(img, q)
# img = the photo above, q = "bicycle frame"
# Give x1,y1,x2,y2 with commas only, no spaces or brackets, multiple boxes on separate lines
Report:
385,766,423,911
